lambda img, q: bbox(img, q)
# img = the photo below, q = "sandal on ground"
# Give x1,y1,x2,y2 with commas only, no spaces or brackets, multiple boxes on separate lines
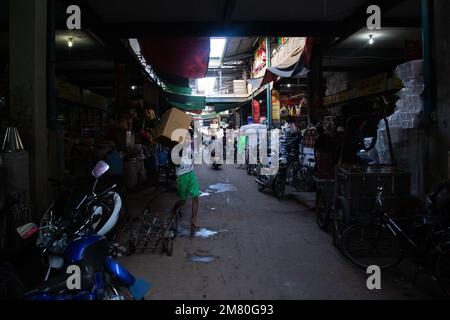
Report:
190,224,199,237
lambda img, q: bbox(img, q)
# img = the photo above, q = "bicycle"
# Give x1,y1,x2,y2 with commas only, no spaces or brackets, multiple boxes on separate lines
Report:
287,157,316,192
341,181,450,295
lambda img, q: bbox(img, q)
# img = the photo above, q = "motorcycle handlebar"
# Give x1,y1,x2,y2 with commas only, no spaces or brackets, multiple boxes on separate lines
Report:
95,184,117,200
41,184,117,253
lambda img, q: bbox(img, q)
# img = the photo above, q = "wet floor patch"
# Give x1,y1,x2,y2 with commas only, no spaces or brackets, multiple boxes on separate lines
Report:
199,191,210,197
177,226,219,238
207,183,237,193
187,254,215,263
196,228,219,238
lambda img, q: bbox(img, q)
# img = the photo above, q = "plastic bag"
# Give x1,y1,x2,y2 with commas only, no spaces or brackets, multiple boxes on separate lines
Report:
395,59,423,80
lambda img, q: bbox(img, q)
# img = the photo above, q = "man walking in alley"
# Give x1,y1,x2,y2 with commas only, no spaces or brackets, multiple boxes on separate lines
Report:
172,129,200,236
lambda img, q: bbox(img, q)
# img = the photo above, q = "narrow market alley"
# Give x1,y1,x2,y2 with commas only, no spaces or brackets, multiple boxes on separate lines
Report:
121,164,429,300
2,0,450,307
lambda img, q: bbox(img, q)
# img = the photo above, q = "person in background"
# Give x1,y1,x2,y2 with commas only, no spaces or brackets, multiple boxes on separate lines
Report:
314,124,335,179
172,129,200,236
221,127,227,161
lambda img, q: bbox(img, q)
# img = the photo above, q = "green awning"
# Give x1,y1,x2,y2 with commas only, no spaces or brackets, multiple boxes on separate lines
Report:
169,101,204,111
213,103,240,113
165,83,192,95
163,84,205,111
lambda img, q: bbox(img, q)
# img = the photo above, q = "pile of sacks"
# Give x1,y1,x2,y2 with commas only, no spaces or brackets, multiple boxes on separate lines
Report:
375,59,424,165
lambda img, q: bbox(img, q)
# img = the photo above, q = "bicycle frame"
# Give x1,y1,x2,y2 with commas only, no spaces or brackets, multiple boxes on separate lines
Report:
376,186,419,249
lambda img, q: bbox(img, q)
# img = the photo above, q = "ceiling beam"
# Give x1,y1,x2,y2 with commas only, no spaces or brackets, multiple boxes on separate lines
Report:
94,21,339,37
324,48,406,58
322,65,398,72
55,49,113,62
382,18,421,28
222,0,236,25
63,78,115,87
56,68,115,76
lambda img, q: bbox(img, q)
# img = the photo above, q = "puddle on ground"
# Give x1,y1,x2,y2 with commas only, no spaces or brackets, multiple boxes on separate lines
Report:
177,226,219,238
208,183,237,193
187,254,215,263
199,192,210,197
196,228,219,238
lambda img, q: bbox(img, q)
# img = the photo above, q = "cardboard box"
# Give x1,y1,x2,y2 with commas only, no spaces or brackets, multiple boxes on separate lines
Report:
155,108,192,146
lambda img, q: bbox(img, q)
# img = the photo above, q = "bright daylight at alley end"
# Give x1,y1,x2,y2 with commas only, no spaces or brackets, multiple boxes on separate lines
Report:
1,0,450,317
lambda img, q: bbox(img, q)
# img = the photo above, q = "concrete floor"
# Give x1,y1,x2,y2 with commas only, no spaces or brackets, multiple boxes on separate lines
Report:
120,164,431,300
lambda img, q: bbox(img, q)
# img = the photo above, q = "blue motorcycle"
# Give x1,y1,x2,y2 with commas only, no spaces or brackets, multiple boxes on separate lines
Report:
23,233,150,300
17,161,150,300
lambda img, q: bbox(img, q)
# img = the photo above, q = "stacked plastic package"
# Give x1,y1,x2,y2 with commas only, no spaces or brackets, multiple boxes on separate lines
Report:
280,123,299,162
375,59,424,166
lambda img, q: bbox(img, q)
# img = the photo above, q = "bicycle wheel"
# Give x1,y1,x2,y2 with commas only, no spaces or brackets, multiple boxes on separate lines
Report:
341,223,403,269
315,189,330,230
332,196,352,247
273,175,285,200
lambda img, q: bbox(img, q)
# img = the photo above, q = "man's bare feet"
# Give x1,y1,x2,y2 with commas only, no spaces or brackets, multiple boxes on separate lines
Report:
190,223,198,237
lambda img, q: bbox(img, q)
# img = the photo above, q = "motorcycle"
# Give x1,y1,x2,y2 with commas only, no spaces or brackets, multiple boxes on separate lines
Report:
255,155,288,199
204,138,223,170
16,161,150,300
211,151,222,170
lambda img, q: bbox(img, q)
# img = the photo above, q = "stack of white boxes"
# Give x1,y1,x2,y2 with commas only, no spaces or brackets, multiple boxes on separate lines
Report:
375,60,424,169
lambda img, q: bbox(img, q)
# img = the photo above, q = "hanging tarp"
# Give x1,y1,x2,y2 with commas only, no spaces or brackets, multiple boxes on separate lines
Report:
139,37,210,79
248,37,311,89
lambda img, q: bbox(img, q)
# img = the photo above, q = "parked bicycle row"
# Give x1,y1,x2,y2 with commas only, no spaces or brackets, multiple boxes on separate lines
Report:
233,120,450,297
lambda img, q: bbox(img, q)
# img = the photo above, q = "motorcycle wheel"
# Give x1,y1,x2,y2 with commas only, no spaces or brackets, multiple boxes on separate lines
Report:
163,238,174,256
435,247,450,297
257,181,265,192
105,285,135,300
273,176,285,200
124,217,142,256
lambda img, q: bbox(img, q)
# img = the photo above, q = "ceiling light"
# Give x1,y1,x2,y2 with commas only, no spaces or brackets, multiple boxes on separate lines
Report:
287,84,291,88
67,37,74,48
368,34,374,45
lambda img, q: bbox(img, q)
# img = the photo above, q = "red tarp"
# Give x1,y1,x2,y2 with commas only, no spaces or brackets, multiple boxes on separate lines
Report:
139,37,210,79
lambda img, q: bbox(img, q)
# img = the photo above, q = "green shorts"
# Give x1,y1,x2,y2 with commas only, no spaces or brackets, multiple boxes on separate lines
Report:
176,170,201,201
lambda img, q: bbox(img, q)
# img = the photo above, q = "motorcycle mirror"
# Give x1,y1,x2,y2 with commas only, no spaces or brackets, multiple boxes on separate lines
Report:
92,161,110,178
16,223,38,239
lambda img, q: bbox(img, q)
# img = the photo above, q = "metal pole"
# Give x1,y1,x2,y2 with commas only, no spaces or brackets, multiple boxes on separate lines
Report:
421,0,433,123
265,37,271,128
47,0,57,129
